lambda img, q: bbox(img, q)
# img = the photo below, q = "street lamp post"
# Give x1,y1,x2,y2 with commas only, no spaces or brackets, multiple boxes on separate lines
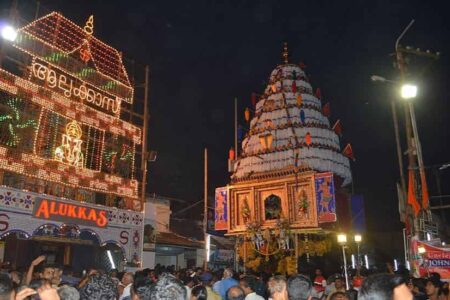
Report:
337,234,349,290
354,234,362,275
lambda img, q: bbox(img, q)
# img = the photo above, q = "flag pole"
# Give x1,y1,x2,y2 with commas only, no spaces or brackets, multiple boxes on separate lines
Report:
234,98,238,157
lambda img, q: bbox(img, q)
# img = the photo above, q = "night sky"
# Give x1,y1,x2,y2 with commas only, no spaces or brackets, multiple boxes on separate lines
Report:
6,1,450,245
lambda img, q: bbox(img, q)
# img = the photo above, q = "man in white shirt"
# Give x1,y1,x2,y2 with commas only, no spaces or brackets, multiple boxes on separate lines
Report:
240,276,265,300
119,272,134,300
183,273,197,300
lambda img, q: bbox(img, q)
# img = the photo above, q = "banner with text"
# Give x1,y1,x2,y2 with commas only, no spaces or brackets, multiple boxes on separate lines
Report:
412,237,450,280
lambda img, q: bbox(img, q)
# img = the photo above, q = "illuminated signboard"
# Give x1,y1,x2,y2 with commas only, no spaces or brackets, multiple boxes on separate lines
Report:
30,59,122,116
32,198,108,228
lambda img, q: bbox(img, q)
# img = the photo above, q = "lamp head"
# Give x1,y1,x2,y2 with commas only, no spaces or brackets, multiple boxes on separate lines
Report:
337,233,347,244
370,75,386,82
401,84,417,99
1,25,17,42
354,234,362,243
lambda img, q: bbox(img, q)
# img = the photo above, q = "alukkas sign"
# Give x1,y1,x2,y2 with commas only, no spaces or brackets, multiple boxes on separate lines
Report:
32,198,108,228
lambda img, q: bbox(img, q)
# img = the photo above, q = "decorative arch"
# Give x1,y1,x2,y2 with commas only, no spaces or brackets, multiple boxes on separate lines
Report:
59,223,81,238
0,229,31,239
33,223,60,237
100,240,126,258
78,229,101,245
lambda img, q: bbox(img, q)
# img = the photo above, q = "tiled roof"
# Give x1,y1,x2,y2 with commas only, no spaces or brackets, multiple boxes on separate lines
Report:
156,231,203,248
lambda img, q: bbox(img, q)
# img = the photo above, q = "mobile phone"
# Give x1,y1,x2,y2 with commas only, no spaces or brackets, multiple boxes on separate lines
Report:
82,270,86,276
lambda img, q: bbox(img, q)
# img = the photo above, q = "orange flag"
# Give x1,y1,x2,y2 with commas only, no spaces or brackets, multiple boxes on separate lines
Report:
305,132,311,146
296,94,302,107
420,171,429,209
244,108,250,122
407,170,421,217
343,143,355,161
332,120,342,136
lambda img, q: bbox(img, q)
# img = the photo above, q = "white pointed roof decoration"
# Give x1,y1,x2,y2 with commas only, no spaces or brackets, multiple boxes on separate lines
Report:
232,45,352,186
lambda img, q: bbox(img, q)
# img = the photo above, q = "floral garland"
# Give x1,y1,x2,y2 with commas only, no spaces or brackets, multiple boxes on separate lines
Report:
296,238,332,257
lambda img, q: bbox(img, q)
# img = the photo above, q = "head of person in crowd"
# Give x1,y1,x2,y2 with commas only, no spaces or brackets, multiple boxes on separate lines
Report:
58,285,80,300
122,272,134,286
268,275,288,300
148,273,186,300
227,285,245,300
430,272,441,282
195,267,203,277
315,268,323,277
239,275,259,296
184,273,198,288
0,273,14,300
199,271,214,287
131,276,153,300
334,274,345,290
109,269,119,279
410,277,426,296
36,263,55,281
148,269,157,282
223,267,234,279
79,273,118,300
287,274,312,300
329,291,349,300
425,277,441,299
191,285,207,300
358,273,413,300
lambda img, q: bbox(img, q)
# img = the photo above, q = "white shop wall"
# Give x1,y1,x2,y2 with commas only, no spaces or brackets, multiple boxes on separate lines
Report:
142,251,155,269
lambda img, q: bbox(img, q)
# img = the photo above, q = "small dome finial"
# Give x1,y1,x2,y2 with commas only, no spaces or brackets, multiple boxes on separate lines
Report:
282,42,289,64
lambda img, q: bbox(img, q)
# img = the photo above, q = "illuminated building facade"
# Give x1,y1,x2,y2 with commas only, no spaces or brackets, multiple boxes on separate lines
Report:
0,12,145,270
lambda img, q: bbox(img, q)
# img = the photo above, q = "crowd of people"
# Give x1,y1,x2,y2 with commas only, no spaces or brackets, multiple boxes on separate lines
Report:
0,257,449,300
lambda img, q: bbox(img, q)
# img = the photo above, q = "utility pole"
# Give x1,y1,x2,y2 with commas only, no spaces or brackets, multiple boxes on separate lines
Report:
203,148,209,270
394,20,441,271
140,65,150,208
395,20,439,226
